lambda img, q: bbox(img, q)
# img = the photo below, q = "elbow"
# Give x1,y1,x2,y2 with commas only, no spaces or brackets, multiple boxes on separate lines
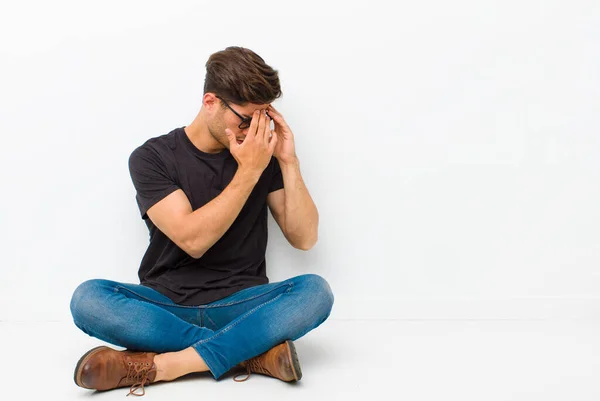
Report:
189,249,205,259
294,235,318,251
189,244,206,259
291,223,319,251
183,237,205,259
293,215,319,251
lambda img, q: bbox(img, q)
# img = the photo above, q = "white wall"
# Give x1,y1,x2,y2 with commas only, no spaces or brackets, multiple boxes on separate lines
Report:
1,0,598,322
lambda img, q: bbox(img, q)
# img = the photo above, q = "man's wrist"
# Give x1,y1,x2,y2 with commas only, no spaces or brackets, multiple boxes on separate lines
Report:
278,157,299,169
235,167,262,185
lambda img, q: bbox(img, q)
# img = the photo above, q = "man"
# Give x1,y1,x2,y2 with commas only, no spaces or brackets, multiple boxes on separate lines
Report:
69,46,334,396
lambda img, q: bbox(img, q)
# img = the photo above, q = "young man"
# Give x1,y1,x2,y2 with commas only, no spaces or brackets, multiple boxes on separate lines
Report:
69,46,334,396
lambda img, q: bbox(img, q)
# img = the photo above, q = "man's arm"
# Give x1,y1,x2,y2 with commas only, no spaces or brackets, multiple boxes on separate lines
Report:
267,157,319,250
146,108,276,259
148,168,260,259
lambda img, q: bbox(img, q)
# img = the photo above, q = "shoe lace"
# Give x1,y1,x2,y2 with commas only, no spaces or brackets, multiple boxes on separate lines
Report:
124,361,157,397
233,359,271,382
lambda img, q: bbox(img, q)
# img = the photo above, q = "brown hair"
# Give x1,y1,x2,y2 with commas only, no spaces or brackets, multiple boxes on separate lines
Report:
204,46,282,106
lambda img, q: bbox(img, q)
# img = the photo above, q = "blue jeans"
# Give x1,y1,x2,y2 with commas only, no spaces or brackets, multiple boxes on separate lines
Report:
69,274,334,380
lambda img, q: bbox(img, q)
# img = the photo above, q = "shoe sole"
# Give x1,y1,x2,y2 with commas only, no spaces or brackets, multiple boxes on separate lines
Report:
73,345,110,388
285,340,302,381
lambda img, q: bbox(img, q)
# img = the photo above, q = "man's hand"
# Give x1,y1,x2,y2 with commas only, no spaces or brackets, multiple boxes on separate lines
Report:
226,109,278,179
267,105,297,165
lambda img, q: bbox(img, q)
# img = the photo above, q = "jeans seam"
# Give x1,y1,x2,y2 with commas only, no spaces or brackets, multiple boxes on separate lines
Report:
202,282,293,309
205,313,217,329
114,282,293,311
193,284,293,346
114,285,198,309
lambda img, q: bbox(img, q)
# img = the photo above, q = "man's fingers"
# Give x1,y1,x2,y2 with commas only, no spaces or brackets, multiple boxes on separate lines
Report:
257,111,269,146
267,105,282,118
256,110,266,142
247,110,260,138
267,105,288,128
225,128,237,149
268,130,277,153
262,111,271,146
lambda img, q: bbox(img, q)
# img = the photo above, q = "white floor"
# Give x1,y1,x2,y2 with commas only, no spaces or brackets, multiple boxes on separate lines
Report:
1,319,598,400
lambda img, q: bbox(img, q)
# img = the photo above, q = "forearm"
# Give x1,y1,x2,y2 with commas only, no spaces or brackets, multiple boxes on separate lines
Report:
186,169,259,258
280,158,319,250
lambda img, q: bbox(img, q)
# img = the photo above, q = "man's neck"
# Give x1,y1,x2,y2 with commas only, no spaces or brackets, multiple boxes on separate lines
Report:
184,112,227,154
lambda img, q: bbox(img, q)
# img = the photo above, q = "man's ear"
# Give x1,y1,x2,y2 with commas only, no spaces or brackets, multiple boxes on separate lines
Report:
203,93,218,113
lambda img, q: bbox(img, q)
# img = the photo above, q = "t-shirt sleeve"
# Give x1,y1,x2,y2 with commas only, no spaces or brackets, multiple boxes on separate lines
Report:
268,158,284,193
128,146,180,219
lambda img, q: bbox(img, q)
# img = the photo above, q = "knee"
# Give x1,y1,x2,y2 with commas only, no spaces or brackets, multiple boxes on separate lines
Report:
70,279,109,327
296,274,334,319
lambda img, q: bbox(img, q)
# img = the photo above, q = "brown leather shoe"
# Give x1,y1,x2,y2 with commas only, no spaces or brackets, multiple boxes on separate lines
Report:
233,340,302,382
74,346,158,396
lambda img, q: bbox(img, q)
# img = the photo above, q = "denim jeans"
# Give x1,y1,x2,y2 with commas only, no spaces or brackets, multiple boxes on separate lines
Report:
69,273,334,379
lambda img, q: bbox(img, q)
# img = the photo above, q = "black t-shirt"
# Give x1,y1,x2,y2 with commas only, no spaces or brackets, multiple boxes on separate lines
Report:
128,126,284,306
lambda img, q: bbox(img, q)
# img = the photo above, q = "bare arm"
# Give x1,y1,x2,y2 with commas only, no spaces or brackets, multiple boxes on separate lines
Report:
267,158,319,250
147,107,276,259
264,104,318,250
147,169,260,259
185,169,260,257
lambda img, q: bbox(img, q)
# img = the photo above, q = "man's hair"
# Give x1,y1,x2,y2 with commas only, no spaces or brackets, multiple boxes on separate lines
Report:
204,46,282,106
